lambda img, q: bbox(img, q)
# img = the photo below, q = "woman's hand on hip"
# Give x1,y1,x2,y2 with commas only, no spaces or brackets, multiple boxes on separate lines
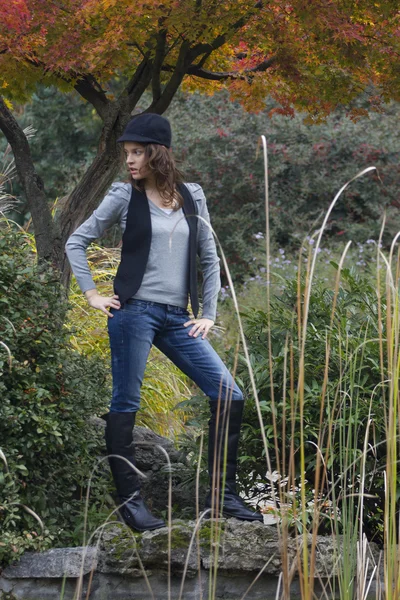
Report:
184,317,214,339
84,289,121,317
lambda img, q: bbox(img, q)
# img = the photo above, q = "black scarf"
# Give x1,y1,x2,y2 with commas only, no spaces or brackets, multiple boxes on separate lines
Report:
114,183,199,317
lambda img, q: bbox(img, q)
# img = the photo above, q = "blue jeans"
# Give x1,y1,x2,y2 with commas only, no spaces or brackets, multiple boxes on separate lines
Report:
107,299,243,412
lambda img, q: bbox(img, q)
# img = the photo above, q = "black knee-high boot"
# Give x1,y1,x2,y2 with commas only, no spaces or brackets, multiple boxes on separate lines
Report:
103,412,166,532
204,400,263,522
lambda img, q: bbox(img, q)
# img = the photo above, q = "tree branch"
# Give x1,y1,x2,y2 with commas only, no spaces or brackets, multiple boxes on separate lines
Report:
196,51,212,69
187,67,244,81
123,59,153,115
125,57,149,96
188,0,263,61
162,56,276,81
147,40,191,114
11,50,110,121
152,28,167,104
74,75,109,120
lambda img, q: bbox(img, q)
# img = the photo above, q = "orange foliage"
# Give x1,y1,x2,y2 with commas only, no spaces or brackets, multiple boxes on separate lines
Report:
0,0,399,115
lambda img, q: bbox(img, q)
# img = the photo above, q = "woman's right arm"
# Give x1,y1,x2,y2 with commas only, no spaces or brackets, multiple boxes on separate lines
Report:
65,182,130,316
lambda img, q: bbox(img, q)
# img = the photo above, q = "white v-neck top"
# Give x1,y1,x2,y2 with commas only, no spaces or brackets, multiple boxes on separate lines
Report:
132,199,190,308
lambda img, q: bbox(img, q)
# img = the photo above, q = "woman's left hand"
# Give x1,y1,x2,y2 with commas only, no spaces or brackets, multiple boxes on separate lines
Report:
184,317,215,339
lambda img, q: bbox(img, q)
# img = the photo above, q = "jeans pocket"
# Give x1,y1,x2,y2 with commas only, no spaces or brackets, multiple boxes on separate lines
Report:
107,306,122,335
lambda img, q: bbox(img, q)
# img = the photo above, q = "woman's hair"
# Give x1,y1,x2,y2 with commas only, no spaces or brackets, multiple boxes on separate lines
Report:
132,144,185,210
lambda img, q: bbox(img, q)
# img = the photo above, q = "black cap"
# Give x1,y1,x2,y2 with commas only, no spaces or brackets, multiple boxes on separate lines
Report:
117,113,172,147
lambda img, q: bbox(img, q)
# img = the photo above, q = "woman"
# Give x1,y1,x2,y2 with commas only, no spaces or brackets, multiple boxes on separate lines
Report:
65,113,262,531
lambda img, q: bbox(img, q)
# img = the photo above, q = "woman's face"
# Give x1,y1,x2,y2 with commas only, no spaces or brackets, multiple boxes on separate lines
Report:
123,142,151,181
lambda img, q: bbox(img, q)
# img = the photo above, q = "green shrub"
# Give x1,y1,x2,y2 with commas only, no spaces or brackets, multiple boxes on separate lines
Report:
0,224,112,565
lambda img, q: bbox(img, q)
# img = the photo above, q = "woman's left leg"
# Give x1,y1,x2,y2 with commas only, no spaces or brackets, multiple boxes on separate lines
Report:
154,307,262,522
105,302,165,531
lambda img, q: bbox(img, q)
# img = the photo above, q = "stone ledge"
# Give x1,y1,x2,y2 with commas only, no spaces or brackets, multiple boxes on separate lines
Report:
1,520,382,579
0,571,314,600
2,546,97,579
0,520,383,600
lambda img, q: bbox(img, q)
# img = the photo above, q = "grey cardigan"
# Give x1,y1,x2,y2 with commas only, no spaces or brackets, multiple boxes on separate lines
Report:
65,182,221,321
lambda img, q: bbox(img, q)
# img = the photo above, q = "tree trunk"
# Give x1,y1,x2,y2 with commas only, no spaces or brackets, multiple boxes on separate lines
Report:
0,96,129,289
57,107,128,288
56,70,154,288
0,97,58,265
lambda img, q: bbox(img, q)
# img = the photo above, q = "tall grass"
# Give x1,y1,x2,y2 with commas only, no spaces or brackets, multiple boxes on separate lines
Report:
202,146,396,599
382,232,400,600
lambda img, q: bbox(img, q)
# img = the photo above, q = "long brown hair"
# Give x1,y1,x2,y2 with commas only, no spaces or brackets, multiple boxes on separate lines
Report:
132,143,185,210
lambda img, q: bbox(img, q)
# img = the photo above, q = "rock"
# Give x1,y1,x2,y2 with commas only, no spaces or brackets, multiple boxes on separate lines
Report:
140,462,205,516
0,523,384,600
97,521,199,576
311,534,381,578
97,519,285,576
202,519,287,575
140,522,199,575
2,547,97,579
96,524,141,575
97,520,382,580
132,426,183,470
